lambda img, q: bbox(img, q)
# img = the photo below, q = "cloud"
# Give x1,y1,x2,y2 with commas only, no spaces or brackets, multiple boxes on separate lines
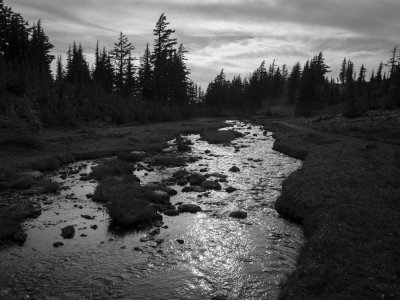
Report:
8,0,399,87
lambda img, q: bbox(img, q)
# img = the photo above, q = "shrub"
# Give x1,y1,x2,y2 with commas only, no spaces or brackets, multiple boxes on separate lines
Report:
93,177,155,225
89,160,134,180
40,179,60,194
31,157,61,172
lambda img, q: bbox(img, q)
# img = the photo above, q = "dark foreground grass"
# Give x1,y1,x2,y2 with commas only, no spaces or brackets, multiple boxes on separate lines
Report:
265,121,400,299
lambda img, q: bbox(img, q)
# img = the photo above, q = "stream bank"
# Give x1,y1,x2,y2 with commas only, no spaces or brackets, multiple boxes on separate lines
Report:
262,119,400,299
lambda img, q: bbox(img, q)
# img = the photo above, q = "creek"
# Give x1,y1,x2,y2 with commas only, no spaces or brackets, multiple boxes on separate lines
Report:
0,121,303,300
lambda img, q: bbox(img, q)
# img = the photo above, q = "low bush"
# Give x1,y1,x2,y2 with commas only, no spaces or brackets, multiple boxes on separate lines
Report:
31,157,61,172
93,177,155,225
89,160,134,180
39,179,60,194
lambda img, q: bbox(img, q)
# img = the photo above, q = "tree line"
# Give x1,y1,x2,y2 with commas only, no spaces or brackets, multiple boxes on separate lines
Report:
204,49,400,117
0,1,202,129
1,0,399,131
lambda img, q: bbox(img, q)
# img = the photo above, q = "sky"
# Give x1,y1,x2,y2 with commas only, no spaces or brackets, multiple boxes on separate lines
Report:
8,0,400,88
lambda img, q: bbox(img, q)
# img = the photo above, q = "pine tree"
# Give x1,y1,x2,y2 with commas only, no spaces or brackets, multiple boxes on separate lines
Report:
339,58,347,84
152,13,177,102
170,43,189,106
124,50,136,97
357,64,366,85
29,20,54,76
138,43,153,100
111,32,135,94
56,55,64,82
287,62,301,104
295,60,313,117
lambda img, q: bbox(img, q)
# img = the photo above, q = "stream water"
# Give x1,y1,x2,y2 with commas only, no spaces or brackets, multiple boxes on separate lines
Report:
0,121,303,300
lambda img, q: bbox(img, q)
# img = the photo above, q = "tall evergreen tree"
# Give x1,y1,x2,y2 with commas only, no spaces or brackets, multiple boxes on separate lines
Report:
339,58,347,84
152,13,177,102
138,43,153,100
287,62,301,104
29,20,54,76
111,32,135,94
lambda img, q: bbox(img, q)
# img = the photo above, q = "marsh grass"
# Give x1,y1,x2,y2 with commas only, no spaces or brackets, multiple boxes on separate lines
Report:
2,135,42,150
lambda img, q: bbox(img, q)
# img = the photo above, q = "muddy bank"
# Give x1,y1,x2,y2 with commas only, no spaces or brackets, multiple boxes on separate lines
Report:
263,119,400,299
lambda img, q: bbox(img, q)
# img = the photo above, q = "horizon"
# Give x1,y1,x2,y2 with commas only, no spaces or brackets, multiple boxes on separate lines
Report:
9,0,399,88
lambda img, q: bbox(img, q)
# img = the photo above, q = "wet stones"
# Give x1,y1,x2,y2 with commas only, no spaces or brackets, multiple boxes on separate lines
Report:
53,242,64,248
173,169,189,179
225,186,237,193
81,214,95,220
163,209,180,216
61,225,75,239
201,180,222,191
229,211,247,219
229,166,240,172
189,173,206,186
177,178,188,186
182,186,205,193
178,204,202,214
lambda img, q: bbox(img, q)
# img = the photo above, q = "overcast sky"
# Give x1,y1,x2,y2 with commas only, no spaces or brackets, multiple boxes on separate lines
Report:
9,0,400,87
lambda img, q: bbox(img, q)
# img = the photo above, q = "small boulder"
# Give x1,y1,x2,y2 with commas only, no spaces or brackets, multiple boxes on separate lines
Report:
173,169,189,179
226,187,237,193
229,211,247,219
189,173,206,186
163,209,180,216
201,181,222,191
178,204,202,214
177,178,188,186
53,242,64,248
229,166,240,172
182,186,205,193
61,225,75,239
81,215,95,220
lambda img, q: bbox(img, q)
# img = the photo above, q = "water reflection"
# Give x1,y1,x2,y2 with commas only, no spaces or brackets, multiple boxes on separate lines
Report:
0,121,303,299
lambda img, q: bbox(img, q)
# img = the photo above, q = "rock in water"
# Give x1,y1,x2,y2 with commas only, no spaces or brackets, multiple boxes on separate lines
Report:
189,173,206,186
201,181,222,191
163,209,180,216
229,166,240,172
226,186,237,193
178,204,202,214
61,225,75,239
53,242,64,248
229,211,247,219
